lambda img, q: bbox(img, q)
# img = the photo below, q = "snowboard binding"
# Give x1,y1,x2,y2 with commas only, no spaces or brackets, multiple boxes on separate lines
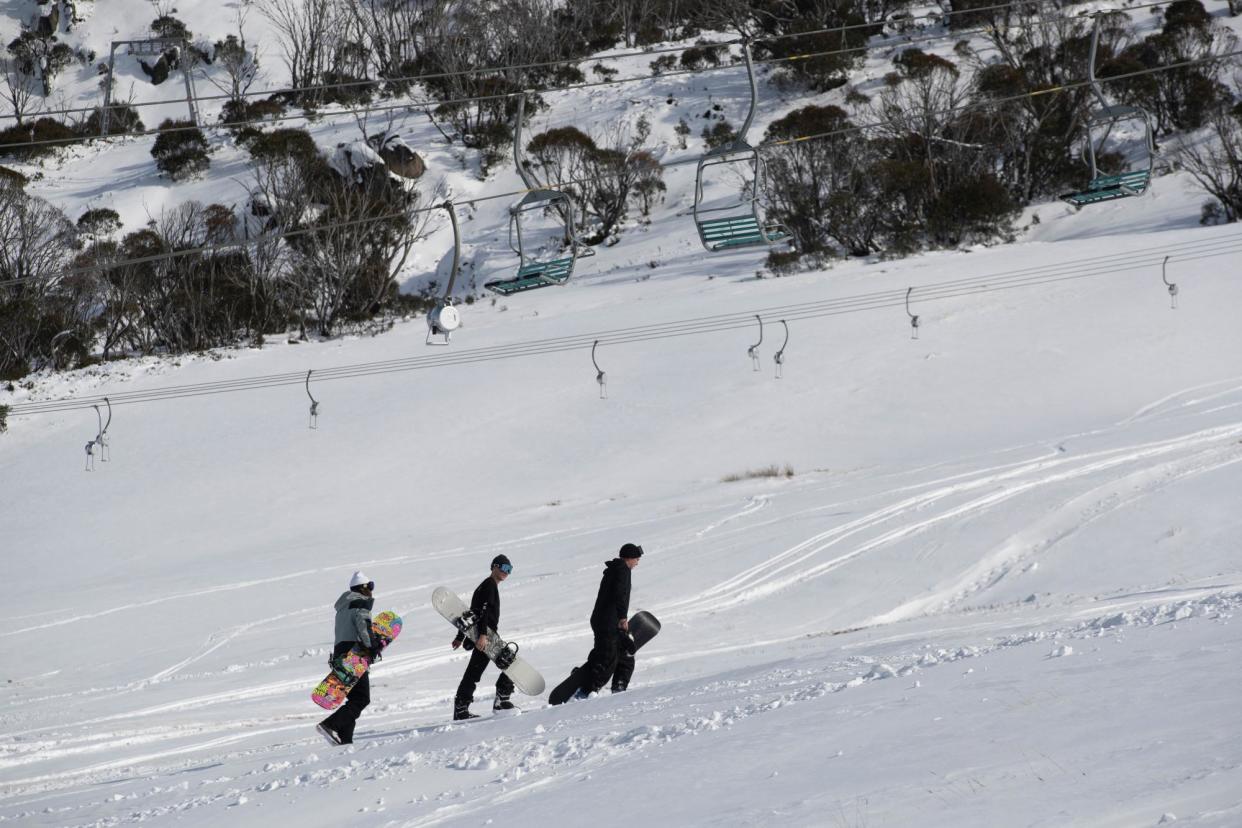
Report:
454,610,476,638
495,642,520,670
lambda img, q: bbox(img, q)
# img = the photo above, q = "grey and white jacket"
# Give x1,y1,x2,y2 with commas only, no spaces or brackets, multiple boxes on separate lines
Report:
333,590,374,648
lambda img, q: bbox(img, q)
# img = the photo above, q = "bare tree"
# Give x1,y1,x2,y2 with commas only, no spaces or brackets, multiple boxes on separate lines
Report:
292,172,430,334
1177,103,1242,223
872,56,978,194
341,0,435,84
0,183,79,376
525,117,665,244
260,0,339,103
204,8,261,105
147,0,177,19
0,57,42,126
763,104,881,255
418,0,577,159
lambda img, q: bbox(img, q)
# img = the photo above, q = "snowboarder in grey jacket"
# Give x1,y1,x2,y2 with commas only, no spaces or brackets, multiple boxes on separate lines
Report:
317,571,377,745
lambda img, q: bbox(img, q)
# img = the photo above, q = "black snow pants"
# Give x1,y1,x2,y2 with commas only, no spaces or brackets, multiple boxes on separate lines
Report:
455,647,514,705
321,641,370,743
584,624,635,693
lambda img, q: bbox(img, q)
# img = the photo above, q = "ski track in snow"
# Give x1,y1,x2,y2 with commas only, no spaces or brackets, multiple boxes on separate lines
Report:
656,419,1242,623
4,423,1239,803
3,377,1241,821
3,589,1237,825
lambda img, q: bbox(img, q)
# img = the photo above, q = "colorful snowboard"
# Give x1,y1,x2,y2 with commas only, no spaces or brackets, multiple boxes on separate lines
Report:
432,587,545,696
548,610,661,705
311,610,402,710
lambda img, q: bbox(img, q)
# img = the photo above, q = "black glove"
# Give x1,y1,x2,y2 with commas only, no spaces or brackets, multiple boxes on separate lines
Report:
364,642,382,662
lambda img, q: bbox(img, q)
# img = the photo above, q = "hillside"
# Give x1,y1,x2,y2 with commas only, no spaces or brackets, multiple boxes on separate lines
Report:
2,1,1242,826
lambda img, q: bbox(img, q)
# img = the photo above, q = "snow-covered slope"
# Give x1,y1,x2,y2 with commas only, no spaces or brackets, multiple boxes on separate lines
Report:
4,2,1242,826
2,211,1241,825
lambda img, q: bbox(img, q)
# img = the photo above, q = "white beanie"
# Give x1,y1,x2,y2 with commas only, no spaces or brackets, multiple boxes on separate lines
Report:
349,571,372,588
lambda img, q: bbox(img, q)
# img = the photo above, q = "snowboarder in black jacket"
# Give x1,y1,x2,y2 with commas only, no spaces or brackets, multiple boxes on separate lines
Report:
452,555,515,720
583,543,643,695
317,571,378,746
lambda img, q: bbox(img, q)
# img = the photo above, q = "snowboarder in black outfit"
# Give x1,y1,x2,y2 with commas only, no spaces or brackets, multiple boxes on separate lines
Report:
582,543,643,696
318,571,379,746
452,555,515,720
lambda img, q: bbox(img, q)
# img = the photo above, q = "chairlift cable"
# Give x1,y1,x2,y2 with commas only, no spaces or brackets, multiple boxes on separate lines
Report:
0,0,1192,151
1,0,1182,126
1,48,1238,289
9,233,1239,413
7,235,1236,418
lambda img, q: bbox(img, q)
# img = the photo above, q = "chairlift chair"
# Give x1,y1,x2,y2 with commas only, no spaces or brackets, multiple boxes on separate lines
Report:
485,94,591,296
485,188,581,296
1060,17,1155,208
692,41,791,252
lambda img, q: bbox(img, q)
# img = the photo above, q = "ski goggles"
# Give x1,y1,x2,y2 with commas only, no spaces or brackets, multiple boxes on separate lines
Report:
498,563,513,574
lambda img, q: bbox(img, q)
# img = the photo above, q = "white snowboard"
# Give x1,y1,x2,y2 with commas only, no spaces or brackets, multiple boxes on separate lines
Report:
432,586,546,696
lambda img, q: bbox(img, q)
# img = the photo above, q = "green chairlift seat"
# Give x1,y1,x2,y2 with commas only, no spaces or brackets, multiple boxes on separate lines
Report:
697,214,790,252
691,41,792,254
486,187,582,298
1062,20,1155,210
487,94,593,297
1060,169,1152,207
485,257,574,295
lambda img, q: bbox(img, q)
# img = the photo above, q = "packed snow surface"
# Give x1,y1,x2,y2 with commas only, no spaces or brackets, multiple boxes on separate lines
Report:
3,206,1241,826
3,2,1242,826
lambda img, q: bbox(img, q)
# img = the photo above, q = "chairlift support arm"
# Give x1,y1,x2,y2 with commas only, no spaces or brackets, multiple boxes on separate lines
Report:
748,314,764,359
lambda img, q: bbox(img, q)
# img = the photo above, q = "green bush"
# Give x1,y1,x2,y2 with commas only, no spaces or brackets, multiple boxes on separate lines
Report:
247,127,318,166
150,15,190,41
927,174,1015,247
77,207,123,238
151,119,210,180
82,105,145,137
0,117,79,159
701,120,736,150
220,97,286,128
0,165,27,188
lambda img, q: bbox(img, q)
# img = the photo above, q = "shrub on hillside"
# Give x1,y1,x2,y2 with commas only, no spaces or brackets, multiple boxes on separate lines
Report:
0,117,79,159
219,97,286,129
0,165,28,188
82,105,145,137
151,119,210,180
246,128,319,167
150,15,190,41
926,174,1016,246
77,207,123,238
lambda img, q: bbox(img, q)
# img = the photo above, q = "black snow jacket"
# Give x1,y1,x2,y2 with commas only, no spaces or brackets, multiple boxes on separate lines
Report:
590,559,631,630
465,576,500,640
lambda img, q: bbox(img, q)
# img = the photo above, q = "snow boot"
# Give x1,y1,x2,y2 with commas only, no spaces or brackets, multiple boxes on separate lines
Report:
316,722,344,746
453,699,478,721
493,694,518,712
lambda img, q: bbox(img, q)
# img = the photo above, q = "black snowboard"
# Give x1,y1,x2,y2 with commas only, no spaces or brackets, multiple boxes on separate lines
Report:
549,610,661,705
